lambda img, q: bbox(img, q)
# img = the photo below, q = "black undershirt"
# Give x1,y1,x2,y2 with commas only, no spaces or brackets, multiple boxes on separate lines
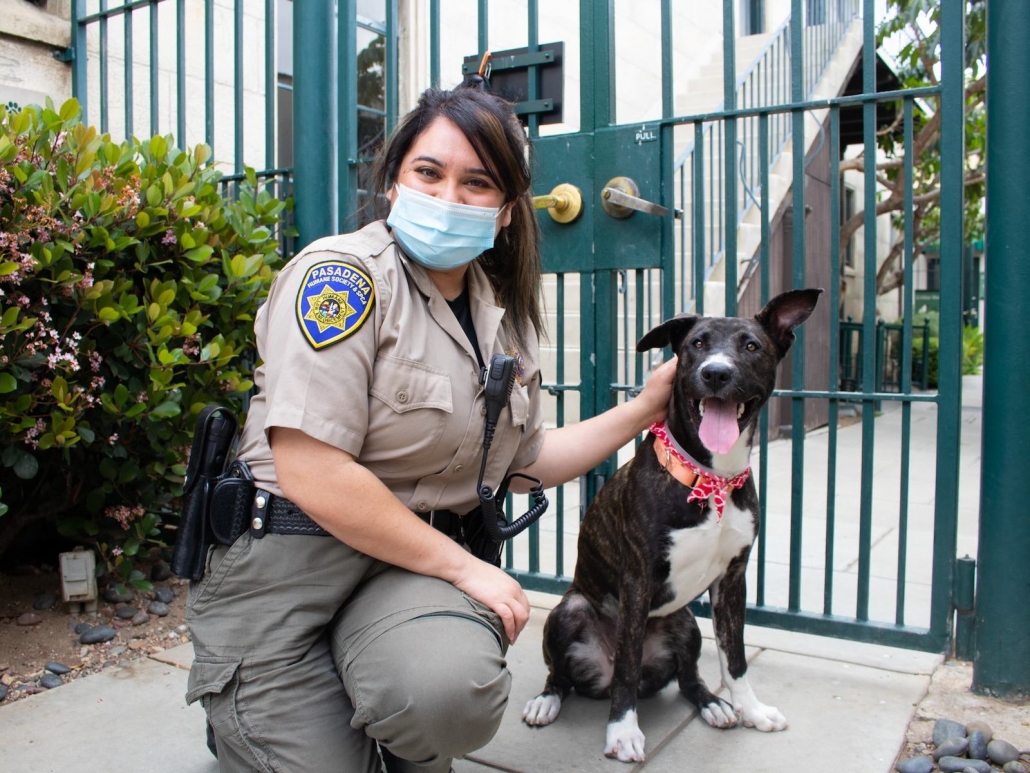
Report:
446,286,485,371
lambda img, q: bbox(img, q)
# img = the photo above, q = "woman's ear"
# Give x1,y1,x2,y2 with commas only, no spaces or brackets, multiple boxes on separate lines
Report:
498,200,515,228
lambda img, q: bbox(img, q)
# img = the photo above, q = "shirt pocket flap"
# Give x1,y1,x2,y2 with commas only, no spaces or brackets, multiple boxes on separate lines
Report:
185,657,242,705
509,383,529,428
371,355,453,414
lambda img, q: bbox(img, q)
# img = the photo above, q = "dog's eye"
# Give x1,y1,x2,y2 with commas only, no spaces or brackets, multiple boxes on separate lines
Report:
745,341,759,352
691,338,703,349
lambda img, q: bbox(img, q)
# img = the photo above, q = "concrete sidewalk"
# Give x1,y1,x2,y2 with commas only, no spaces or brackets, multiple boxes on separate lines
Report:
0,378,984,772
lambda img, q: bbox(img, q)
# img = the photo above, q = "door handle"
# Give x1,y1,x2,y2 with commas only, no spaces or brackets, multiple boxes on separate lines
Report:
601,176,680,219
533,183,583,223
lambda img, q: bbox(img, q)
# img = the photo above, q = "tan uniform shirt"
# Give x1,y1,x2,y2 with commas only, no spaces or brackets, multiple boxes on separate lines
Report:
236,220,546,516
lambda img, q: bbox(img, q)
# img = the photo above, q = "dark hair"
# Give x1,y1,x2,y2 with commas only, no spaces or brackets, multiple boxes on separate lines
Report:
369,83,543,350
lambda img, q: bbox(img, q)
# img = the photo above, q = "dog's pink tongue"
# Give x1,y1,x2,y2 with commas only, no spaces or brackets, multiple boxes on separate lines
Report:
698,398,741,455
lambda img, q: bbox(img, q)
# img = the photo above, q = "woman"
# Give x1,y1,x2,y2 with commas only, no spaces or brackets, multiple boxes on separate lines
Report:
186,82,677,773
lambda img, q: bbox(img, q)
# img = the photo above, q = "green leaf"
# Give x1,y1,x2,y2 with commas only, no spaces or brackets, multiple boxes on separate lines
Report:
0,373,17,393
136,211,150,228
51,376,69,403
1,306,19,327
14,452,39,480
77,426,96,443
59,98,81,122
123,536,140,556
151,401,181,418
184,246,214,263
0,262,19,277
129,578,154,592
146,184,163,207
98,306,120,322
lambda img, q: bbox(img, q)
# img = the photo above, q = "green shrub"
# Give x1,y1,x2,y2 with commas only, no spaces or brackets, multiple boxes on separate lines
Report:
961,324,984,376
0,99,288,588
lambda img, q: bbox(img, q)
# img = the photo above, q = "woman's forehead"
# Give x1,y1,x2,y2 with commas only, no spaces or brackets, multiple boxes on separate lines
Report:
404,116,486,170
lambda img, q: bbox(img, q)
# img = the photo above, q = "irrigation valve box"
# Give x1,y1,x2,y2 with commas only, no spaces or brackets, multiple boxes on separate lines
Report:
59,547,98,611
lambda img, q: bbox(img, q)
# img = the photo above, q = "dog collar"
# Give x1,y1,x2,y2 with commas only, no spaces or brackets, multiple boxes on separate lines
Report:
650,422,750,518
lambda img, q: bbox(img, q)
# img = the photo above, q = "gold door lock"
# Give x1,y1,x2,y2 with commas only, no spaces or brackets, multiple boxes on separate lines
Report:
532,183,583,223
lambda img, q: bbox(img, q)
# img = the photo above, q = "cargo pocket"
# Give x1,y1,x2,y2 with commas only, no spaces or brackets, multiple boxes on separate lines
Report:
186,656,242,711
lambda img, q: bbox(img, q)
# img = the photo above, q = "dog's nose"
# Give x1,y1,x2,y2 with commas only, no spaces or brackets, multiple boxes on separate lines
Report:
700,362,733,385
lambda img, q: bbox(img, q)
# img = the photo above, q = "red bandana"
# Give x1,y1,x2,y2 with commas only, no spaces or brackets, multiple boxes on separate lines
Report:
650,422,750,518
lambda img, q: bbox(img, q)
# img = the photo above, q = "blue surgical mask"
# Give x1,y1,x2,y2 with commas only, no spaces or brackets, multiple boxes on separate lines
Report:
387,184,502,271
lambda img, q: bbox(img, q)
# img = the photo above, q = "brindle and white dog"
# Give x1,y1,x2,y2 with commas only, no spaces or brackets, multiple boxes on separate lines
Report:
522,289,822,762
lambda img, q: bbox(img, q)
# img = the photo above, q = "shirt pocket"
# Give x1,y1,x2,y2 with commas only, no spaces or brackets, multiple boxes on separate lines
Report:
367,355,454,472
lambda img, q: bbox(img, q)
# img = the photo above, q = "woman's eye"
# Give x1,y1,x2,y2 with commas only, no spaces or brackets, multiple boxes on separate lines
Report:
415,167,439,179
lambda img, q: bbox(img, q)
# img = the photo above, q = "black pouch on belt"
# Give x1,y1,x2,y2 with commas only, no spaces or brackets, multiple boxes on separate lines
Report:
209,464,256,545
170,406,239,581
462,506,506,567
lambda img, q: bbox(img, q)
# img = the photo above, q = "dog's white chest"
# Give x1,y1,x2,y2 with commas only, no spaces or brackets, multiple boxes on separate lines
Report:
650,498,754,617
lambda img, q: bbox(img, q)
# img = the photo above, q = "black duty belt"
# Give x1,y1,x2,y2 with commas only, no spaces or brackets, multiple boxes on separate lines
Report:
254,492,331,537
416,509,469,540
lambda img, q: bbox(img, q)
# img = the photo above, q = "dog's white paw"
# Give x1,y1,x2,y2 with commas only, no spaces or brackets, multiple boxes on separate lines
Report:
522,694,562,726
604,710,646,763
700,698,739,729
738,700,787,732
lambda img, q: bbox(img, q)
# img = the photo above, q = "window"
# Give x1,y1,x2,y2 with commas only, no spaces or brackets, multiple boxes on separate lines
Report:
742,0,765,36
841,186,856,269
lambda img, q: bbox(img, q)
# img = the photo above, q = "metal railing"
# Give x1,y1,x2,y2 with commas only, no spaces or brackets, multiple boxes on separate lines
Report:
840,318,932,395
674,0,860,313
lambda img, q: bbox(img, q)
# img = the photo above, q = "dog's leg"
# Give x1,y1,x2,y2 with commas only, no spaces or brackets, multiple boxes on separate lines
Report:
710,556,787,731
658,607,738,728
604,586,650,762
523,591,603,727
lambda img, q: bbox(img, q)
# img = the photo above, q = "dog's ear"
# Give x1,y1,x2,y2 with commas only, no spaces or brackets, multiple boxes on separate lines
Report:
636,314,700,353
755,288,822,355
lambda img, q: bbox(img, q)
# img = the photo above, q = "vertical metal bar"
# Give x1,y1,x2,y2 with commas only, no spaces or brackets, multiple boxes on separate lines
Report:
430,0,440,89
176,0,185,147
896,98,914,625
581,0,614,131
124,5,134,138
527,0,540,139
478,0,488,53
150,0,159,136
265,0,275,169
974,0,1030,691
661,0,673,119
234,0,244,173
556,274,566,577
856,0,876,622
70,0,88,124
661,2,675,322
757,112,770,607
339,0,357,228
205,0,214,152
99,0,109,132
825,105,840,615
385,0,398,136
787,0,806,613
294,0,337,248
693,122,705,315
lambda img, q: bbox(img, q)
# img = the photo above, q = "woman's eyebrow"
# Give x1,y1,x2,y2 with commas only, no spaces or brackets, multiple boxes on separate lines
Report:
411,155,491,177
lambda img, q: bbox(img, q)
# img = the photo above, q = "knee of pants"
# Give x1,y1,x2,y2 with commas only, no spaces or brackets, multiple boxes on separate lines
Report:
349,616,511,760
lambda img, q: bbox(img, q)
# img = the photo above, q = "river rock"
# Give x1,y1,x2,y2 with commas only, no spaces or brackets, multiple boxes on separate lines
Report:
45,661,71,675
103,586,133,604
967,731,988,760
79,626,117,644
897,756,935,773
934,738,969,760
33,592,57,610
1003,762,1028,773
17,612,42,626
935,719,968,746
116,606,139,620
74,622,92,635
988,740,1021,766
39,673,63,689
132,611,149,625
939,757,990,773
0,685,8,701
154,587,175,604
150,560,172,582
147,600,170,617
965,720,993,743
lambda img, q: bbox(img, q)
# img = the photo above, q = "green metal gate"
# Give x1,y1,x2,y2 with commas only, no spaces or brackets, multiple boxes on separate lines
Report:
69,0,968,653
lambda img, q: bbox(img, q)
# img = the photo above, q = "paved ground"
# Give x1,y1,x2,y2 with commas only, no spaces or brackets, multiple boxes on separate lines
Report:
0,377,989,772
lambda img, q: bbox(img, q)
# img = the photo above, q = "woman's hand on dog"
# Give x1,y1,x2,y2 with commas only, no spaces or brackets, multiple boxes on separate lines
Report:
635,356,678,430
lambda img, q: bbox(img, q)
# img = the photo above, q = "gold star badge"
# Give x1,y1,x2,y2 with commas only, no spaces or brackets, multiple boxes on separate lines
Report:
303,285,356,333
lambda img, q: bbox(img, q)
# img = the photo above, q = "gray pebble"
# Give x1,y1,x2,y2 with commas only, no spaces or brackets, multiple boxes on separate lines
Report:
1003,762,1028,773
965,720,993,743
108,646,126,657
116,606,139,620
45,661,71,675
150,561,172,582
0,685,8,701
74,622,92,635
967,731,988,760
131,611,149,626
103,586,133,604
934,738,969,760
935,719,968,746
897,755,935,773
988,740,1021,765
39,673,63,689
147,600,170,617
33,592,57,610
79,626,117,644
940,757,991,773
154,587,175,604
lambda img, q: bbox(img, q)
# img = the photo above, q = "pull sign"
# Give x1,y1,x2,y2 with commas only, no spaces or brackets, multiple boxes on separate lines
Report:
635,124,658,144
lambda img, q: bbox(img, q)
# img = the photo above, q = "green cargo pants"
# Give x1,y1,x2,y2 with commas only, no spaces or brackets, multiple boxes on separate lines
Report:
185,532,511,772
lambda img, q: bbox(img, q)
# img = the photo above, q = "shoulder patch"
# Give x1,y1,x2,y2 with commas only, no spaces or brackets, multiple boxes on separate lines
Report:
295,261,375,350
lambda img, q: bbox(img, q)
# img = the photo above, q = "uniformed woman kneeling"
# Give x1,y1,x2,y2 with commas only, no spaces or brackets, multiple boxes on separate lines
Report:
185,80,677,772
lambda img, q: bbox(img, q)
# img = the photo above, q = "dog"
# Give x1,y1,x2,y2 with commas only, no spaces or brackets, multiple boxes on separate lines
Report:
521,289,822,762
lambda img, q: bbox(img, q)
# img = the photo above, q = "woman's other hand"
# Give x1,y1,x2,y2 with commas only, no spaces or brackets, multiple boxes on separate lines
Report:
451,555,530,644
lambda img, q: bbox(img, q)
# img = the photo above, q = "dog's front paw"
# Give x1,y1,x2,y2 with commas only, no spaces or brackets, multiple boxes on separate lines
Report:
522,694,562,726
700,697,739,729
604,711,646,763
738,700,787,732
